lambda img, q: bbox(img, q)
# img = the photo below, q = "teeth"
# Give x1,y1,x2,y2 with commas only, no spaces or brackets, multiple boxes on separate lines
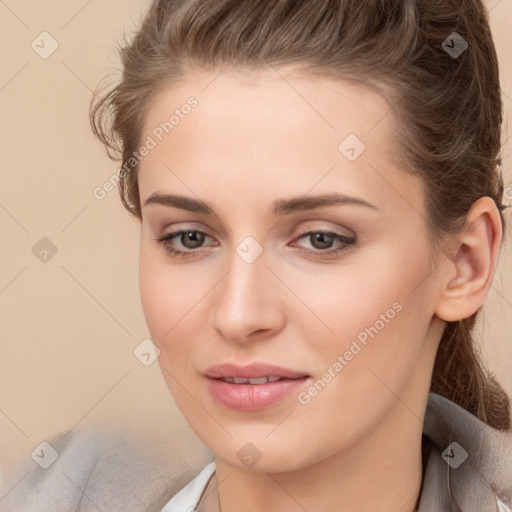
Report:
248,377,268,385
221,376,283,384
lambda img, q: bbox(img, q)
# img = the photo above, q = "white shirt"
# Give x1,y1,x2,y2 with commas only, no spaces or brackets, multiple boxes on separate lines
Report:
161,461,216,511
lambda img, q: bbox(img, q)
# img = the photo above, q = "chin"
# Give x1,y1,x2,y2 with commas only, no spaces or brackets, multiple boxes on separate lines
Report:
200,431,329,474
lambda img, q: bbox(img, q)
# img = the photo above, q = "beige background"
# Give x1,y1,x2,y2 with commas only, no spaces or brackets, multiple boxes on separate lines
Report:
1,0,511,495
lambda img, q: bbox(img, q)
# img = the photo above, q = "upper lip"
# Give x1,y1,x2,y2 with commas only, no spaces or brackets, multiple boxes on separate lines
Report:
204,363,309,380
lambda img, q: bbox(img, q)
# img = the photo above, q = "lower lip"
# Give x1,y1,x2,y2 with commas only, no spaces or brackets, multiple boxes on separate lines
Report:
207,377,309,411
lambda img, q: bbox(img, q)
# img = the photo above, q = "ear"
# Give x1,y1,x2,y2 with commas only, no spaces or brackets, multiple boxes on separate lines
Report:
434,197,503,322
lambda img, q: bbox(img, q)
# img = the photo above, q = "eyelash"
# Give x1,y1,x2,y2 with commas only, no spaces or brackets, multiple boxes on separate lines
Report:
154,229,356,260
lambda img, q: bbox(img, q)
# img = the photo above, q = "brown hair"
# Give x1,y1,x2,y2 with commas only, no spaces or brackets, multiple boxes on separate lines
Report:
91,0,510,430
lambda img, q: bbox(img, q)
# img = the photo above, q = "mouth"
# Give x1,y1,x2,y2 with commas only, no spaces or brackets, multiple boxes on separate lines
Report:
204,363,310,411
204,363,309,380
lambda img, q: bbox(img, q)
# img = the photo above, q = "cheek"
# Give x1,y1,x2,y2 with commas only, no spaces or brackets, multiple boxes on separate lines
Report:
138,243,217,374
294,241,436,380
279,247,436,453
139,247,189,353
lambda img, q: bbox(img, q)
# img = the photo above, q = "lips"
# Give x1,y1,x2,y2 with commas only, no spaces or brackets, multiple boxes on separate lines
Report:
204,363,310,411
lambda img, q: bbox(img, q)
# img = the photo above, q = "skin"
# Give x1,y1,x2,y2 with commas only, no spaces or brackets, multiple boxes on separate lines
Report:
136,66,502,512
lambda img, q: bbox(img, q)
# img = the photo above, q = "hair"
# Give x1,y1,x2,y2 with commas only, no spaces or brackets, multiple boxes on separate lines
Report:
90,0,510,431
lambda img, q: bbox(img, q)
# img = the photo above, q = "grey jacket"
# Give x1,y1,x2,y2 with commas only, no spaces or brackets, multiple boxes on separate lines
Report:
2,393,511,511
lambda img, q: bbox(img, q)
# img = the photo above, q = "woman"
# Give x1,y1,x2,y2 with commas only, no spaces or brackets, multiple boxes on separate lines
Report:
94,0,511,510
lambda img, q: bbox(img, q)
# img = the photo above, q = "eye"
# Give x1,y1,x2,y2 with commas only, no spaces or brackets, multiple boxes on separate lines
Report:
154,228,356,260
290,231,356,259
154,230,216,259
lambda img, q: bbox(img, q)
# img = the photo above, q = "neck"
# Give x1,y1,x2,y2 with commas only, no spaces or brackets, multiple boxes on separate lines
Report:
213,395,426,512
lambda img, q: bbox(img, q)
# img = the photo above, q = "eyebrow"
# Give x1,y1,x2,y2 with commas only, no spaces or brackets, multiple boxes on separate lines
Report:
143,192,378,215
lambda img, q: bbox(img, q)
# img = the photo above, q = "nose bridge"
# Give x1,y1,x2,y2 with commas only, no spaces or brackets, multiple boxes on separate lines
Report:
220,238,269,315
211,236,283,342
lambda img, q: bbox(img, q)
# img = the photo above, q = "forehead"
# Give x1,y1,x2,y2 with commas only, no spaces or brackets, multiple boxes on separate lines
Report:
143,65,395,143
137,66,423,219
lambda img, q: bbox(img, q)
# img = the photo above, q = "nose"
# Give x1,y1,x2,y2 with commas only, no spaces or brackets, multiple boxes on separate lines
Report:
211,245,286,345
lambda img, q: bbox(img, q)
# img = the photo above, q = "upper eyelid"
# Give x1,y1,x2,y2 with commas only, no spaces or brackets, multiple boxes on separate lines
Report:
159,219,355,237
161,226,353,237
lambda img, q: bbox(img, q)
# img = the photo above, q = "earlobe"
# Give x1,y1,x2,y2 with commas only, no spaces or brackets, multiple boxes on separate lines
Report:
435,197,502,322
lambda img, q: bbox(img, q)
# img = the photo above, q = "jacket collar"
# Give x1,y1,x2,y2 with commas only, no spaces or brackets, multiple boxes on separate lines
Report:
418,392,512,511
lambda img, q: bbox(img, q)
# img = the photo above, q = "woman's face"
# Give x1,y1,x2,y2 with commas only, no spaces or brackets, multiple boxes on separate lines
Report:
137,67,445,472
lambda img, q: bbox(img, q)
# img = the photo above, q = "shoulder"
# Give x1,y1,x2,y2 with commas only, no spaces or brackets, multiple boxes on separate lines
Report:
2,426,201,512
